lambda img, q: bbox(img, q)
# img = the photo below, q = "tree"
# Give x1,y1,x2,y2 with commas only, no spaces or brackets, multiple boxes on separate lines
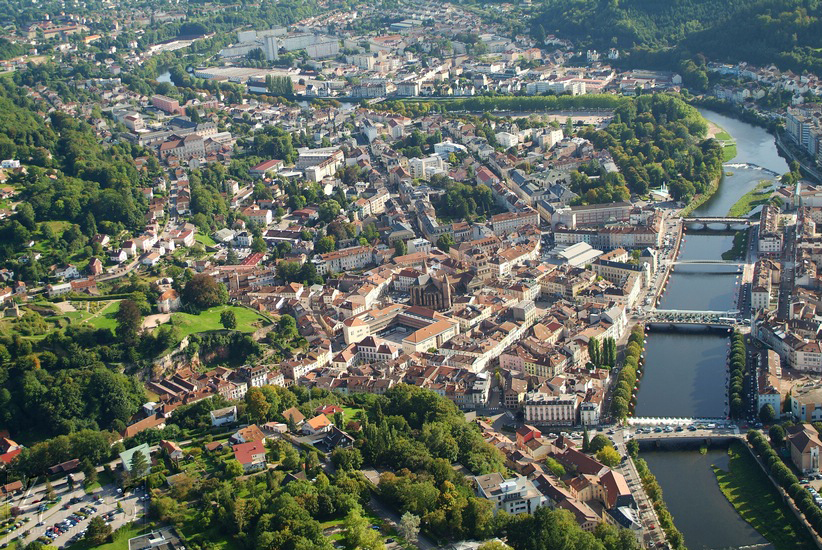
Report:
130,449,148,479
478,542,513,550
596,446,621,467
582,426,590,452
544,457,566,477
318,199,341,223
769,424,786,448
588,434,611,453
397,512,421,545
394,240,407,257
220,309,237,330
85,516,111,545
437,234,455,252
331,447,363,471
45,480,55,501
315,235,336,254
760,404,777,424
282,446,300,471
626,439,639,458
115,299,142,346
343,506,385,550
225,459,244,478
182,274,227,310
245,387,270,424
251,235,267,254
588,338,600,366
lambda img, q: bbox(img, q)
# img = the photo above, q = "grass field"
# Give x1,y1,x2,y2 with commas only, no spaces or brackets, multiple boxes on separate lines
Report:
713,441,814,550
170,305,270,338
87,301,121,331
68,522,148,550
195,233,217,247
727,180,773,217
715,130,738,162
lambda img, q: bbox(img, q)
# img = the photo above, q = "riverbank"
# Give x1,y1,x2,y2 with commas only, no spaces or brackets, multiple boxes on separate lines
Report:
634,457,685,549
726,179,773,217
715,130,738,162
680,173,721,217
713,440,814,550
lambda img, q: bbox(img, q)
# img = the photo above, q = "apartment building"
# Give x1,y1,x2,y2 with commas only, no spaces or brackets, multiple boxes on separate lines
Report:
472,473,546,515
313,246,376,275
524,392,578,425
759,205,783,256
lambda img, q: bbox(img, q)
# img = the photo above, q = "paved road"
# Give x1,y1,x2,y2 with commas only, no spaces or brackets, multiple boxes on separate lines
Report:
367,495,436,549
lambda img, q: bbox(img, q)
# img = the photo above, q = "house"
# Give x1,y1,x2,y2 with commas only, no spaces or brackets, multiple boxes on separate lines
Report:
160,440,184,461
210,406,237,427
788,424,822,474
0,480,22,498
121,414,166,439
302,414,332,435
233,441,267,472
230,424,267,445
316,425,355,452
119,443,151,473
54,264,80,280
282,407,306,428
110,249,128,264
0,437,21,465
48,458,80,476
315,404,343,416
157,288,182,313
87,258,103,276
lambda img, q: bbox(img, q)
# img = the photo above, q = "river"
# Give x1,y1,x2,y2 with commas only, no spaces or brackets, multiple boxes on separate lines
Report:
693,109,789,217
635,111,787,547
642,450,772,550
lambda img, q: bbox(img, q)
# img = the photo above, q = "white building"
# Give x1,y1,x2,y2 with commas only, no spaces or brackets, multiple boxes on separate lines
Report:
408,155,445,180
524,392,578,425
473,473,546,515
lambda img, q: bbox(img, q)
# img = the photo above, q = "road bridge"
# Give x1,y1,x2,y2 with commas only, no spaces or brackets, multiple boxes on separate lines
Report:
683,216,754,230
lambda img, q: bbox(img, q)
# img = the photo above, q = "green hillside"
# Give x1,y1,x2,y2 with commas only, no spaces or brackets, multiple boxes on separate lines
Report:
532,0,822,74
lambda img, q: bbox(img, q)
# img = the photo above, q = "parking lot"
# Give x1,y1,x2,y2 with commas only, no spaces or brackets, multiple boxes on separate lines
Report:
1,477,145,548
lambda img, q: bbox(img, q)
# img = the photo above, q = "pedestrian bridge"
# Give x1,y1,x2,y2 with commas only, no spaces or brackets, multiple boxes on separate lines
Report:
672,260,744,266
628,417,727,426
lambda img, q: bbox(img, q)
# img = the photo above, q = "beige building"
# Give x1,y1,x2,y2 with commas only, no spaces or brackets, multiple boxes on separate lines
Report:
788,424,822,474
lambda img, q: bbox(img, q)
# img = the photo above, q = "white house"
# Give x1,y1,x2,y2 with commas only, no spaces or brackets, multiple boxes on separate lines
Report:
210,406,238,427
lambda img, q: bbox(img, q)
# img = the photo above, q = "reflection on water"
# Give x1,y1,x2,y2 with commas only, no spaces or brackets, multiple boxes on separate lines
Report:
643,450,772,550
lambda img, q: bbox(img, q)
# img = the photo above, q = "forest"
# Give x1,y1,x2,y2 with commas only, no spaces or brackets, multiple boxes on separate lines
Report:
532,0,822,75
574,93,723,203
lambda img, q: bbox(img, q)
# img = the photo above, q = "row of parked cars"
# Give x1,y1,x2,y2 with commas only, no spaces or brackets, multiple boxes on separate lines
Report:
41,505,97,543
807,485,822,508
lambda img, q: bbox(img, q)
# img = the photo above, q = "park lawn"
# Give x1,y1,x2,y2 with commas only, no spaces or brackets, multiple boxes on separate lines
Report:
170,305,269,338
341,405,364,423
713,440,814,550
87,300,122,331
727,180,773,217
